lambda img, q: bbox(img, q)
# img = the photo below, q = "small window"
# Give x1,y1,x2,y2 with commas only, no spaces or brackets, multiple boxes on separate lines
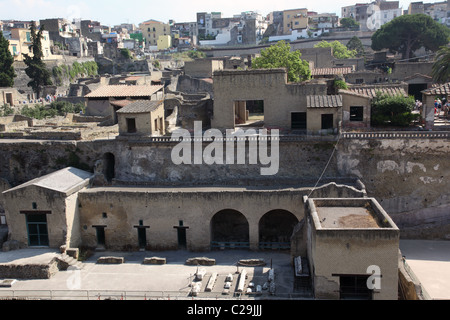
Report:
32,202,37,210
102,212,107,218
350,106,364,122
126,118,137,133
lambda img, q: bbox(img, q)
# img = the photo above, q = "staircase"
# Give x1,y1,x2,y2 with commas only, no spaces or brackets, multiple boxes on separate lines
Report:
58,253,84,271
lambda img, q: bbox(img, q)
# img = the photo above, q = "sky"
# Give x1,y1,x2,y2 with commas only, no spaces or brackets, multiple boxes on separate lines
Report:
0,0,415,27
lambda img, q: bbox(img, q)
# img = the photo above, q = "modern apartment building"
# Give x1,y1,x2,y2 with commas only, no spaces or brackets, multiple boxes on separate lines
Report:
139,19,170,48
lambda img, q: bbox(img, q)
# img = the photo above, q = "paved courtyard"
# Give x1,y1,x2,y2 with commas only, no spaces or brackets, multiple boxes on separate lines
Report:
0,248,305,300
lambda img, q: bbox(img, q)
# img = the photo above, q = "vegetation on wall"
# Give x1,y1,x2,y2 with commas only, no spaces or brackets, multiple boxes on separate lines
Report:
0,104,14,117
20,101,85,119
52,61,98,85
314,40,357,59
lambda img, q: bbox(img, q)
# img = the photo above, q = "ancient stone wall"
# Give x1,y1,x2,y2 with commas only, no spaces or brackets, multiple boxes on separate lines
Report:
0,134,448,239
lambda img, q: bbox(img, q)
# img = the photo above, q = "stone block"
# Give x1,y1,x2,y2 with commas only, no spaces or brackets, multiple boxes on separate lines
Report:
143,257,166,265
96,256,125,264
66,248,79,260
185,257,216,266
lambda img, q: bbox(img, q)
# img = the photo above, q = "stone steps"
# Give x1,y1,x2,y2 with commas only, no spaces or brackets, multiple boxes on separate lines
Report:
59,253,84,270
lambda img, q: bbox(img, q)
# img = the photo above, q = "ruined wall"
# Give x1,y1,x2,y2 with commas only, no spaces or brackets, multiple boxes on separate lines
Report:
212,69,327,129
0,134,448,239
77,183,364,252
184,59,223,78
337,136,450,239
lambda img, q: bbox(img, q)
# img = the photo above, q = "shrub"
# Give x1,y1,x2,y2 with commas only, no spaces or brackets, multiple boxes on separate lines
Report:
371,92,417,127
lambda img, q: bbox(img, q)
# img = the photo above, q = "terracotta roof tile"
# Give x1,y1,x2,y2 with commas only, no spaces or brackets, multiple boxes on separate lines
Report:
116,100,163,114
340,85,407,99
311,67,353,76
85,85,163,98
422,83,450,96
307,95,343,108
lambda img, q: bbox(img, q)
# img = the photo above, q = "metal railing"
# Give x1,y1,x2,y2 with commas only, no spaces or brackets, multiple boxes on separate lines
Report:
341,131,450,140
0,289,311,300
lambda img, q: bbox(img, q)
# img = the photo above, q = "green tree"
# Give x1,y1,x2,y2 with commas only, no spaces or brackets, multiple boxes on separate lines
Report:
431,46,450,84
120,48,133,60
23,22,52,98
346,36,365,57
252,41,311,82
340,17,360,29
0,30,16,87
314,40,357,59
371,92,418,127
371,14,450,60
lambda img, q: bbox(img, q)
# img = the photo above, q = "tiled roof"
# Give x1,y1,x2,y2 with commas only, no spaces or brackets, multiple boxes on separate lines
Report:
307,95,343,108
311,67,353,76
422,83,450,95
116,100,163,114
85,85,163,98
110,100,134,108
140,19,164,25
340,85,407,99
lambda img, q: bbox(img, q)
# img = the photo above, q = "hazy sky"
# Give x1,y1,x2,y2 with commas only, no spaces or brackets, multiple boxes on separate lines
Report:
0,0,413,26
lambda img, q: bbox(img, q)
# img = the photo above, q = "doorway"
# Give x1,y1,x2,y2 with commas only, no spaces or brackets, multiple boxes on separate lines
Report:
321,114,334,130
94,226,106,248
26,213,49,247
291,112,307,130
138,228,147,249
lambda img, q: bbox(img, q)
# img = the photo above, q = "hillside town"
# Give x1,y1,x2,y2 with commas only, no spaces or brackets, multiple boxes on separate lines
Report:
0,0,449,305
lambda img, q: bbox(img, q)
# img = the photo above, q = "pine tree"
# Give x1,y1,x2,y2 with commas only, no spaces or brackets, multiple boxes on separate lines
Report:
0,30,16,87
23,21,52,98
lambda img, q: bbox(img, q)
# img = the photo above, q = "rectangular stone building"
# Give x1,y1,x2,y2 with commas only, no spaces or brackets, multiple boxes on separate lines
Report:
2,167,92,249
211,68,328,131
116,100,165,136
304,197,400,300
84,84,164,123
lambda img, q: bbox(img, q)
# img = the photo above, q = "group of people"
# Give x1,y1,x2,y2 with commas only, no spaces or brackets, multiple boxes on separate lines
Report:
435,98,450,118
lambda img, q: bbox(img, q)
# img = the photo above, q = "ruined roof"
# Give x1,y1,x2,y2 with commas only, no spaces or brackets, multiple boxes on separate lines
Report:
307,95,343,108
3,167,92,196
116,100,163,114
311,67,353,76
339,85,407,99
85,85,163,98
422,83,450,96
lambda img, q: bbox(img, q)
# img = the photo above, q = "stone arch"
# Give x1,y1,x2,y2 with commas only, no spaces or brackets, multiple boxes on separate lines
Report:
258,209,299,249
210,209,249,248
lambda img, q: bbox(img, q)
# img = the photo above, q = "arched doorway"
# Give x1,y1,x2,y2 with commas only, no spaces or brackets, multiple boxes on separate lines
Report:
103,153,115,182
210,209,249,250
259,209,299,250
